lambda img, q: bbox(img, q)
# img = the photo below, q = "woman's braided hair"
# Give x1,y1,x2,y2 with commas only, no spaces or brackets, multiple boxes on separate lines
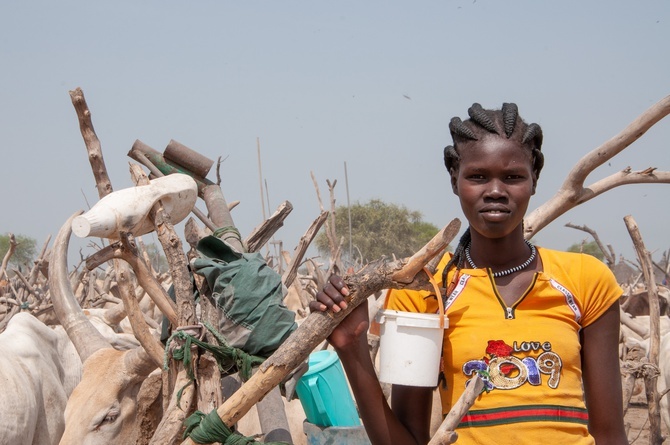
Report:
442,103,545,284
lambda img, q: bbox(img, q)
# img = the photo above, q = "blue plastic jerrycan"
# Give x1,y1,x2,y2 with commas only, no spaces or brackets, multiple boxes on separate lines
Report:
296,350,361,427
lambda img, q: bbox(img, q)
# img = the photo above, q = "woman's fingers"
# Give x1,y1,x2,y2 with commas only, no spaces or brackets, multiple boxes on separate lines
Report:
327,274,350,296
308,300,328,312
310,274,351,313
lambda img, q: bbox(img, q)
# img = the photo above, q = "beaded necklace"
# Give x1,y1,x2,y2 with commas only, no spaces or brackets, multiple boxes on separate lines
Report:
465,240,536,277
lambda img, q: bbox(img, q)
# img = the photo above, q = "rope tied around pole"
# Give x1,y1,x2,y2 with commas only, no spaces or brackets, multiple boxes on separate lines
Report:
621,359,661,380
173,323,291,445
163,322,266,408
212,226,245,250
183,409,291,444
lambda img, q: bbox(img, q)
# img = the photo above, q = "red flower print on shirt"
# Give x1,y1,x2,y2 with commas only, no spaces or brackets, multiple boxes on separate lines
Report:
486,340,513,358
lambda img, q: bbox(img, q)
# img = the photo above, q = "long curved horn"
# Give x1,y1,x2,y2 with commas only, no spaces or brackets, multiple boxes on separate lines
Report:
50,211,111,361
101,299,128,326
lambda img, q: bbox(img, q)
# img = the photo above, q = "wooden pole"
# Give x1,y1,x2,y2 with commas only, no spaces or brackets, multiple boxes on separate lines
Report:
345,161,353,263
428,375,485,445
624,215,662,445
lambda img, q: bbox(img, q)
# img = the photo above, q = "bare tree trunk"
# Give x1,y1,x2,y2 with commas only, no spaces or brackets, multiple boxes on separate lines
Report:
525,95,670,239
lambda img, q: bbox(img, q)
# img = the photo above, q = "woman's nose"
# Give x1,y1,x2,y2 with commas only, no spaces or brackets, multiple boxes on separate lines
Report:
485,180,506,199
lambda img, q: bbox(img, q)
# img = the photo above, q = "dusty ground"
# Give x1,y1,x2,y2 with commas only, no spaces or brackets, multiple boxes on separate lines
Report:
625,391,668,444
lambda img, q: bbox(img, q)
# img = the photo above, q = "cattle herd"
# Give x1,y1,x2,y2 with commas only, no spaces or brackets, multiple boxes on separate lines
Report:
1,90,668,444
0,211,317,445
1,213,669,445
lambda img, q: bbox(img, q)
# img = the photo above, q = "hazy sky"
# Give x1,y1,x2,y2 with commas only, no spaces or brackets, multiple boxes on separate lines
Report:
1,1,669,268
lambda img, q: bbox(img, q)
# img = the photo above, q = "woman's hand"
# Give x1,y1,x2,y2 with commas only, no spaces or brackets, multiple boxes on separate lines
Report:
310,274,370,351
310,273,350,313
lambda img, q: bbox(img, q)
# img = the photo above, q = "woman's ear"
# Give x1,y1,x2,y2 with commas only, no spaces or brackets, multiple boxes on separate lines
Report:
450,168,459,195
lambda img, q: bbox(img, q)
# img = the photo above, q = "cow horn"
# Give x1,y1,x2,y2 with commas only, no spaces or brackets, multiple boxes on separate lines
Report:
124,345,159,379
50,211,112,361
102,299,128,326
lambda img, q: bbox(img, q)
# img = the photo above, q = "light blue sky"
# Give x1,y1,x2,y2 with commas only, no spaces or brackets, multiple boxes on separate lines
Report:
1,1,669,267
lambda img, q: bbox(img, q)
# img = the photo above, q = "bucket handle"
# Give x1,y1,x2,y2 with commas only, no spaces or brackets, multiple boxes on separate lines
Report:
423,266,445,329
308,376,328,422
379,267,446,329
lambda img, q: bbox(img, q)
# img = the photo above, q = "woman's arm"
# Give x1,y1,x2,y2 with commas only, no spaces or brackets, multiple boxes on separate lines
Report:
580,302,628,444
336,320,434,445
312,275,441,445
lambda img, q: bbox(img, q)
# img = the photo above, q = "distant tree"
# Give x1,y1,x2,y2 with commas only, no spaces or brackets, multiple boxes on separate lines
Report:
0,233,37,268
566,240,605,261
143,242,168,274
315,199,441,264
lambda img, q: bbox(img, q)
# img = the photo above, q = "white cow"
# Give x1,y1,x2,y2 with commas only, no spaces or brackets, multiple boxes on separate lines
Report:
0,312,82,445
657,332,670,432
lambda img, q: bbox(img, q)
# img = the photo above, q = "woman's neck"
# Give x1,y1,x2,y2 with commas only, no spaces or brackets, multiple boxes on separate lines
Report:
467,230,530,270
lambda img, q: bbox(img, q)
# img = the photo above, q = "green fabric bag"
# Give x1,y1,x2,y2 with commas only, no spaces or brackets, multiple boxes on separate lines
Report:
192,236,297,358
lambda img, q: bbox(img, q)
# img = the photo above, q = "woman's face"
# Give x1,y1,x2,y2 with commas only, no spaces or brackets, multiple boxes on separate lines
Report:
451,136,537,240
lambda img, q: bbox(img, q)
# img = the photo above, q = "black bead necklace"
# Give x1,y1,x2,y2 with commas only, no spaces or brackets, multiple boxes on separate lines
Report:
465,240,536,277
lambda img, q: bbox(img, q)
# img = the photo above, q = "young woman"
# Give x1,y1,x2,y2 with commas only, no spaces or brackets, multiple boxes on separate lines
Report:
311,103,627,444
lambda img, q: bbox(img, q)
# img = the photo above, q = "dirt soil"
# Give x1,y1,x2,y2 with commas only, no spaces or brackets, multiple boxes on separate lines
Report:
625,391,668,444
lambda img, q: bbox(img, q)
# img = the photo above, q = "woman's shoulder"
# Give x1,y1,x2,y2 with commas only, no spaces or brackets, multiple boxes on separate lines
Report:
538,246,608,269
538,246,618,289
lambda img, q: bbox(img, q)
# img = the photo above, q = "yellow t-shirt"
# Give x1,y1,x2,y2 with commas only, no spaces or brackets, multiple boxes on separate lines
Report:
387,247,622,444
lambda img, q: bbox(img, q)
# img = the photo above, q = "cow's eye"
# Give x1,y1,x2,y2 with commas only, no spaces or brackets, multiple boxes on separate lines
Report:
103,412,118,424
94,409,120,430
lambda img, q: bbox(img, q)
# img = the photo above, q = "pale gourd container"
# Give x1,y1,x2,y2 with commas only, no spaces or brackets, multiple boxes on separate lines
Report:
72,174,198,239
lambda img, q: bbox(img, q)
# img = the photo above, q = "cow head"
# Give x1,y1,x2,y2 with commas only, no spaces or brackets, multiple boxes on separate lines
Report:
59,348,161,444
51,213,161,444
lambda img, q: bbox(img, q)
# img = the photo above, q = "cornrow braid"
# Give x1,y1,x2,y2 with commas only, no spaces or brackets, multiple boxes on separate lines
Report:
501,102,518,138
443,145,458,171
449,117,478,141
522,122,543,146
468,103,498,134
442,227,471,286
443,102,545,181
522,123,545,179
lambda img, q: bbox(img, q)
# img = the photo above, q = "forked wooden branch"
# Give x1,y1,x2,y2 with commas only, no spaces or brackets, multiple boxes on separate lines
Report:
86,241,178,326
524,94,670,239
180,218,461,445
114,236,165,368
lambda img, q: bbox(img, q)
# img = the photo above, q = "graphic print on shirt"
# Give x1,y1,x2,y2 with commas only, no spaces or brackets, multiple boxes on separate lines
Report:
462,339,562,392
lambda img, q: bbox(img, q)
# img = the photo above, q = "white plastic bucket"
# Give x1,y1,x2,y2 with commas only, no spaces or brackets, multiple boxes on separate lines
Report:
376,309,448,387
